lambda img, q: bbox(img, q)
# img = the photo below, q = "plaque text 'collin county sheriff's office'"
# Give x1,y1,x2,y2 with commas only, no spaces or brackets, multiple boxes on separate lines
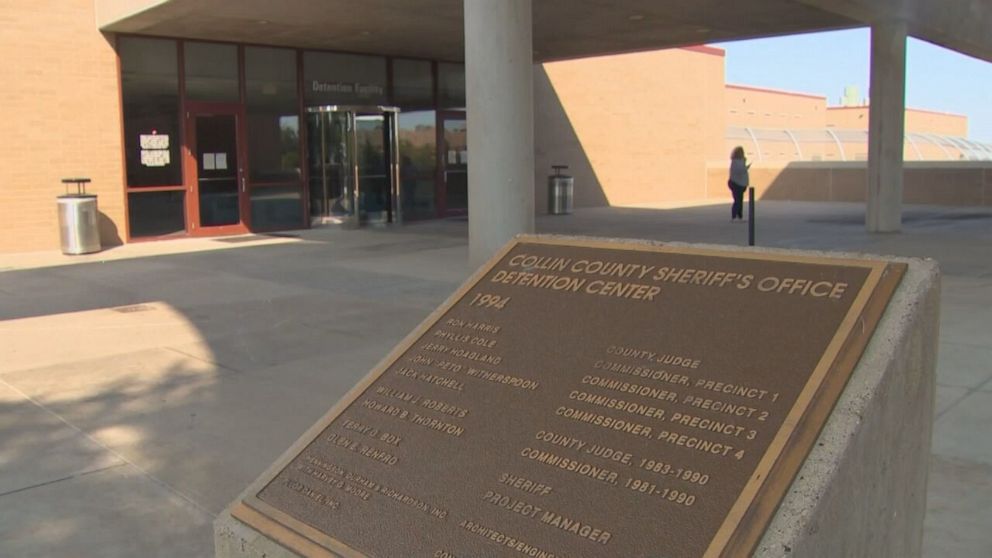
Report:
233,237,905,558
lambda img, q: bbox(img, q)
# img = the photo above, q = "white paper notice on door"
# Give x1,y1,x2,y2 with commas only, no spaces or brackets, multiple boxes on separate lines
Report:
141,149,170,167
215,153,228,170
203,153,216,170
139,134,169,150
140,133,170,167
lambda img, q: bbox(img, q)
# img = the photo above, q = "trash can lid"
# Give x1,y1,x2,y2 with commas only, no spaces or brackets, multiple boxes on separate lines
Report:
57,194,97,201
61,177,91,183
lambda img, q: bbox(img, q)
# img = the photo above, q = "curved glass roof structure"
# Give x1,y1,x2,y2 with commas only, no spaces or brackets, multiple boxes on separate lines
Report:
727,127,992,162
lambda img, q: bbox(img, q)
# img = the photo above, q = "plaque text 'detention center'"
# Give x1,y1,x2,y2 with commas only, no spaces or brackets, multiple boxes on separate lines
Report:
233,236,905,558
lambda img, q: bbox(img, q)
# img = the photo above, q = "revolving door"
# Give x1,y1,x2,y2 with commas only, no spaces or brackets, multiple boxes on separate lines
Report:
307,106,400,226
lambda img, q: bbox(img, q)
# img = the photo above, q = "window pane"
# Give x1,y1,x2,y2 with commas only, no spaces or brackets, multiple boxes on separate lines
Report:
438,63,465,109
184,41,239,102
398,110,437,220
392,59,433,109
303,51,387,105
119,37,181,187
247,114,300,183
442,118,467,212
250,185,304,230
128,191,185,237
246,47,300,183
246,46,297,109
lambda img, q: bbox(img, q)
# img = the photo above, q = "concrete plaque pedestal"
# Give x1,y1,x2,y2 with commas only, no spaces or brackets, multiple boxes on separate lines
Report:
215,240,938,558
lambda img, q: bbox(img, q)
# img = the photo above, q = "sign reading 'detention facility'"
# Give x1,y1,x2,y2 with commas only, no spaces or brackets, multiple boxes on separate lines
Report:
233,236,905,558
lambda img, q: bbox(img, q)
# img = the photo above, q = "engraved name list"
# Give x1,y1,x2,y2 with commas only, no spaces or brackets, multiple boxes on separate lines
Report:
235,237,903,558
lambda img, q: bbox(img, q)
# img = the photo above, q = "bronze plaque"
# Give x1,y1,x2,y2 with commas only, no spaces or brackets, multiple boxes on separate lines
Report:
233,236,905,558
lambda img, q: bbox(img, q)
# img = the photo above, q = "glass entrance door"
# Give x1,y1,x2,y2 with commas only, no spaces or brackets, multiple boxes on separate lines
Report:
306,107,399,227
308,111,354,223
355,114,389,224
185,104,248,235
439,112,467,216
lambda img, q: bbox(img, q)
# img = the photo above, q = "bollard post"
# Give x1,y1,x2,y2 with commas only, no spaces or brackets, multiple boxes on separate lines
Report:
748,187,755,246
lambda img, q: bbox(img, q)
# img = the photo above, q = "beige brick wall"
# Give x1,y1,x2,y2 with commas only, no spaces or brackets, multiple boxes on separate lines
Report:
534,47,726,210
726,85,827,130
1,6,979,252
826,106,967,137
0,0,125,254
726,95,971,163
705,162,992,206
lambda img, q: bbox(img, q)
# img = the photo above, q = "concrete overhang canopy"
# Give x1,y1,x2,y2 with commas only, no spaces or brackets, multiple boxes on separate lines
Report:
795,0,992,63
97,0,991,63
96,0,465,60
97,0,859,61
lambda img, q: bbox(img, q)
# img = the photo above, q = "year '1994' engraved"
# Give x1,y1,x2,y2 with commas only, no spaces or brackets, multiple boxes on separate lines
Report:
468,293,510,310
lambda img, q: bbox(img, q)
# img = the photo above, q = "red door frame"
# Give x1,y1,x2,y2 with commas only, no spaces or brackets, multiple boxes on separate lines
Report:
436,110,467,218
184,101,250,236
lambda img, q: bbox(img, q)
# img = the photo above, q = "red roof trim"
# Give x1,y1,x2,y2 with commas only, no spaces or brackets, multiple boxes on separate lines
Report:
681,45,725,57
826,106,967,118
726,83,826,100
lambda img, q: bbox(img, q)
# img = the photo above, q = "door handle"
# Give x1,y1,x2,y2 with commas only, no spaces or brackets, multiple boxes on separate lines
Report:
240,174,246,193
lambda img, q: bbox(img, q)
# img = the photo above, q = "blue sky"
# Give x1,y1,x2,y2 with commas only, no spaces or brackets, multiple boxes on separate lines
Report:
715,29,992,142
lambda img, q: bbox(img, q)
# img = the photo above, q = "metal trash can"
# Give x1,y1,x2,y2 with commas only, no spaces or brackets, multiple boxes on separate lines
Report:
547,165,574,215
57,178,101,255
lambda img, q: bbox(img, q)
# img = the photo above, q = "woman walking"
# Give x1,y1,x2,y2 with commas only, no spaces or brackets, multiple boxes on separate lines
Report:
728,146,750,221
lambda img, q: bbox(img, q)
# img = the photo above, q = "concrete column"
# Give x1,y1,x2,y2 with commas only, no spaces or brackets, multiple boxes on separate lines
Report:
465,0,534,267
866,20,908,232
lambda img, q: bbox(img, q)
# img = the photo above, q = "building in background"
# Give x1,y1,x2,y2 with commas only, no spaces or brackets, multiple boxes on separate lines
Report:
535,46,991,211
112,36,469,241
725,83,979,163
1,1,990,254
0,1,471,253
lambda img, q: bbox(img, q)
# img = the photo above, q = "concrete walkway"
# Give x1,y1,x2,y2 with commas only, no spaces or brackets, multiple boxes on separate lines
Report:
1,201,989,557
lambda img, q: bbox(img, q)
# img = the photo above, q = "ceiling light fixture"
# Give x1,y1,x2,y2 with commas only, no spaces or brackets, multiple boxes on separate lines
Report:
628,14,645,21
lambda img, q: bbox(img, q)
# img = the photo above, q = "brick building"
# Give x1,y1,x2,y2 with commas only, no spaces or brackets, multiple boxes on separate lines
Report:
1,1,989,254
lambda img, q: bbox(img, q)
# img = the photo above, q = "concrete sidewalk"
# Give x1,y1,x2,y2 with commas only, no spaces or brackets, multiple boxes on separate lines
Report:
1,201,990,557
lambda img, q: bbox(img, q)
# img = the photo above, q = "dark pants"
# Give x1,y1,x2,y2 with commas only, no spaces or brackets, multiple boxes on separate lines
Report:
728,181,746,219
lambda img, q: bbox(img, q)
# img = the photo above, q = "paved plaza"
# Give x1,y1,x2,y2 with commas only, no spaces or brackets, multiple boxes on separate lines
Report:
1,200,990,557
